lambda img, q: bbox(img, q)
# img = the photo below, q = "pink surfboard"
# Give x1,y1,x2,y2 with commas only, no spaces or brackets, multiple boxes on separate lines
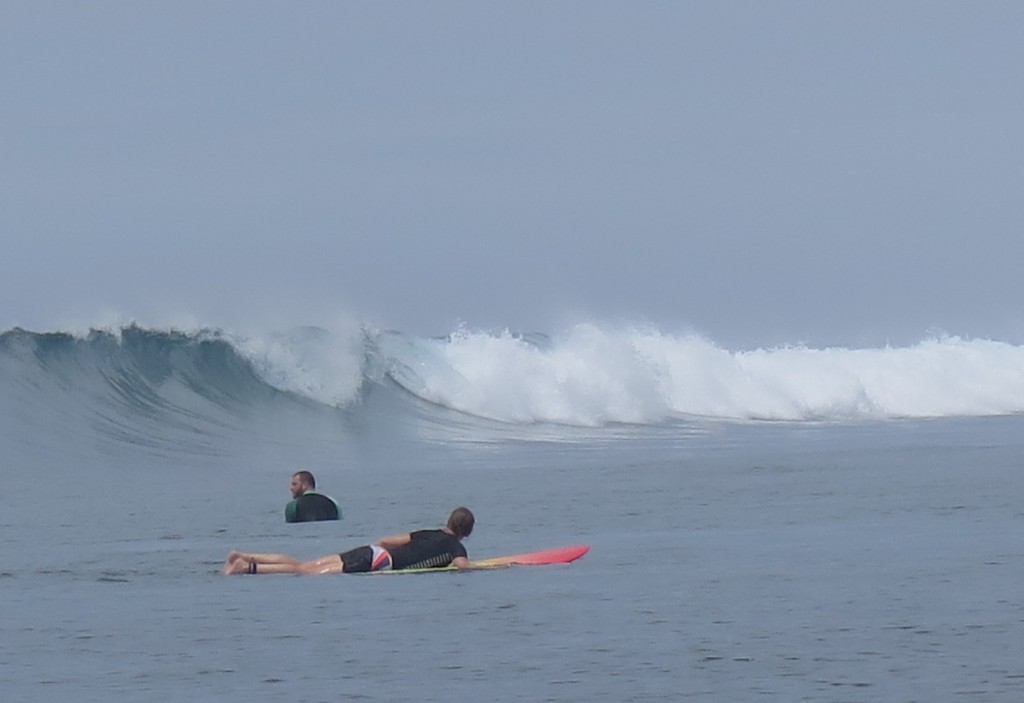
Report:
372,544,589,574
474,544,590,568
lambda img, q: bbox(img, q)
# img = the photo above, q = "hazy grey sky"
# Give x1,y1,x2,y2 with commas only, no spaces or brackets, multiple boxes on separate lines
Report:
2,2,1022,348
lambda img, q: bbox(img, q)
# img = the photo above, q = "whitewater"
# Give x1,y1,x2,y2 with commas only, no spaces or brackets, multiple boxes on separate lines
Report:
6,322,1023,429
2,320,1023,701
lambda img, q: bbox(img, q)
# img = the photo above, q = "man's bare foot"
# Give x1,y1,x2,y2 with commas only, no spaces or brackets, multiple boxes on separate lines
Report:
224,557,253,575
222,551,249,575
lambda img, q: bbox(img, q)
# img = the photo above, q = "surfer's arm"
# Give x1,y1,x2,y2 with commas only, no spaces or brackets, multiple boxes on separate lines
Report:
375,533,412,549
451,556,471,569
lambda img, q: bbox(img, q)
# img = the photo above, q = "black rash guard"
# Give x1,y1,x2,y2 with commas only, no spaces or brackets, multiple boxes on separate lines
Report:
388,529,467,570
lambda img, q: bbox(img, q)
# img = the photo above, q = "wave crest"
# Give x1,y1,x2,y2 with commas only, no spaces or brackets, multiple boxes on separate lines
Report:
4,322,1024,430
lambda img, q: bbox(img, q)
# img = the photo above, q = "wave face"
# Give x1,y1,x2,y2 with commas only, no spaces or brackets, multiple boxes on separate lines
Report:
0,326,314,458
4,323,1024,449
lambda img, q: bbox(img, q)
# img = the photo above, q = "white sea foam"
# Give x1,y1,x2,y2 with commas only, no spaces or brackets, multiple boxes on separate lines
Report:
7,318,1024,425
373,324,1024,424
230,322,367,408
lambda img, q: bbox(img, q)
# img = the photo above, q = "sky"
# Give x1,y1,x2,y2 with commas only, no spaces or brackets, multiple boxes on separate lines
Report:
2,1,1023,349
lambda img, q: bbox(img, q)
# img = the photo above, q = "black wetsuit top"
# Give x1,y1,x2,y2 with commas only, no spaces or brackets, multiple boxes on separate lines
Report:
389,529,467,570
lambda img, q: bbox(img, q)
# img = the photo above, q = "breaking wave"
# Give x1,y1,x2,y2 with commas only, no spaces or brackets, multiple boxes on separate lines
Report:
3,323,1024,437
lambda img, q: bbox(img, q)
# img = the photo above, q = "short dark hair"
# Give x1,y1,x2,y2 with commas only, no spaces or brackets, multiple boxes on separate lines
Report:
446,507,475,539
293,470,316,489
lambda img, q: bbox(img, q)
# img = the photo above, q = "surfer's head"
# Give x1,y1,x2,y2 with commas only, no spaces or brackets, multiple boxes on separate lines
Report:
447,507,475,539
290,470,315,498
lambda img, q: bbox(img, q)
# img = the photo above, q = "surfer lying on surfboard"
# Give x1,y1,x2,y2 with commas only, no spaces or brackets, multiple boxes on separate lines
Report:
223,507,474,575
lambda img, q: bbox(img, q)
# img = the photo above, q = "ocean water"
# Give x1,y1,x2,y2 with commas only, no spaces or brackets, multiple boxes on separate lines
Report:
2,324,1023,701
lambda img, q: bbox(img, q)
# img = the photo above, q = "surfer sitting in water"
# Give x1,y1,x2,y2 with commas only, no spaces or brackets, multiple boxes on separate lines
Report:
285,469,341,523
223,507,474,575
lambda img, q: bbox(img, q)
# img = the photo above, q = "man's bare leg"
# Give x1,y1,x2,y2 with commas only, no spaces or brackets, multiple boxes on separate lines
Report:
223,551,303,574
223,552,344,575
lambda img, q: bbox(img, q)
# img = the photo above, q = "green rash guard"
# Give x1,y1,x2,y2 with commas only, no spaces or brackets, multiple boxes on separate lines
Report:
285,491,341,522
